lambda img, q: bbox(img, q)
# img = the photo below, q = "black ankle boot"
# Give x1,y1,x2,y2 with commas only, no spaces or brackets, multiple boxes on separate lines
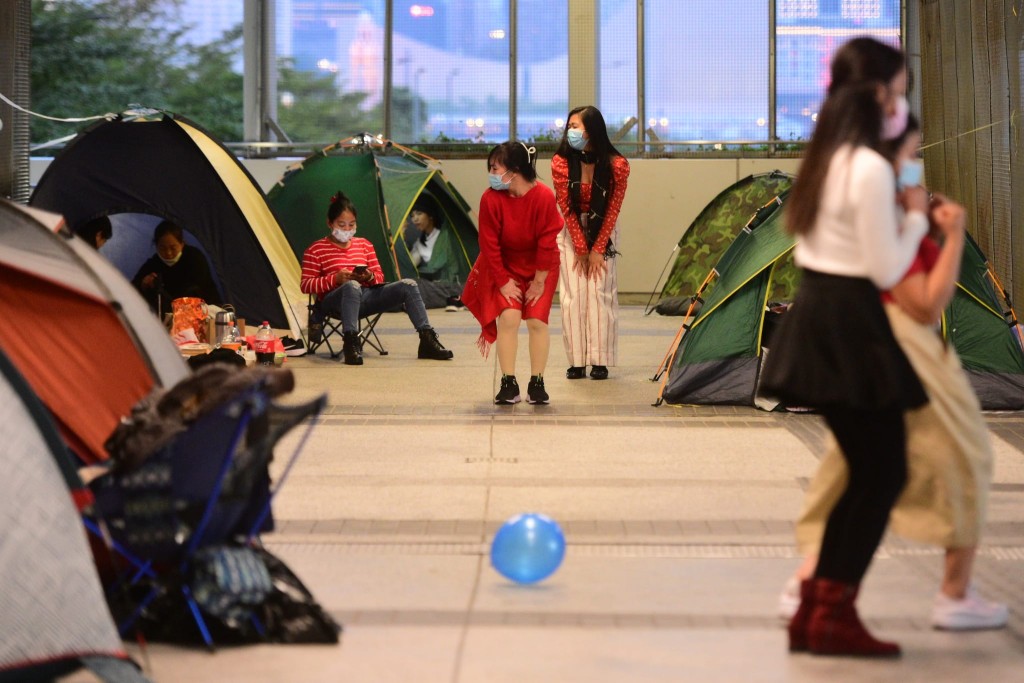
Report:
341,331,363,365
417,327,454,360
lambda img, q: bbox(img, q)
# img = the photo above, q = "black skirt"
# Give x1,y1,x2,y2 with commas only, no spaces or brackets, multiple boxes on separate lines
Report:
759,269,927,411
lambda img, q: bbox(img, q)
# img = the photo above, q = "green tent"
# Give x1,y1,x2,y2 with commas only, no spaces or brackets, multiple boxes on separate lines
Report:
944,234,1024,410
656,197,1024,410
656,193,798,406
267,136,478,300
650,170,795,315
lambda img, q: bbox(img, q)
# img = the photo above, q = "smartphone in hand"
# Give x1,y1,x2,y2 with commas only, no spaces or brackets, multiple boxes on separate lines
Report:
352,265,368,276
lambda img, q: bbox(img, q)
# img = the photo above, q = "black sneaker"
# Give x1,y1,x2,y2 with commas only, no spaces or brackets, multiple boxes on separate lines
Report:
589,365,609,380
445,295,467,312
494,375,520,404
527,375,549,404
281,336,307,357
566,366,586,380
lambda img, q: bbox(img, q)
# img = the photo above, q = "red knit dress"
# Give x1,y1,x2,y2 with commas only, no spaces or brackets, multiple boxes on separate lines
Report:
462,182,565,354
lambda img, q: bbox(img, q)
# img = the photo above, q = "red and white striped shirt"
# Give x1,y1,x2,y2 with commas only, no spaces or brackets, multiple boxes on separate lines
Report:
300,237,384,297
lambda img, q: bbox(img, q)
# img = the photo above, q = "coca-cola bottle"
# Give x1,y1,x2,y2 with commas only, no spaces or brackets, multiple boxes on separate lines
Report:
254,321,276,366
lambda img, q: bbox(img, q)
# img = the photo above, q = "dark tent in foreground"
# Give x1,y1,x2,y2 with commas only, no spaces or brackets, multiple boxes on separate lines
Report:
268,135,479,307
0,349,148,683
655,197,1024,411
649,170,795,316
30,110,302,335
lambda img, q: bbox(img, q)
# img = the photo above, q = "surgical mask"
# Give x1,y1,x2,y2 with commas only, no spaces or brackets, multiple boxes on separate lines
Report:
159,252,182,267
488,171,512,191
897,158,924,190
882,96,909,141
567,128,587,151
333,228,356,243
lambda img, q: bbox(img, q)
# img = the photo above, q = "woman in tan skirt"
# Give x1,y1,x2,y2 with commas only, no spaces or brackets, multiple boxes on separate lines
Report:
779,115,1008,631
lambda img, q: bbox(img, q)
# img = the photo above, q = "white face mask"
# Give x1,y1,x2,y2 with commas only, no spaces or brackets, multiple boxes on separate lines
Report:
333,228,356,243
159,251,182,266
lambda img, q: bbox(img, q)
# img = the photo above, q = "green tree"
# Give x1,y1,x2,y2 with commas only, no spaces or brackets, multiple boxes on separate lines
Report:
275,57,380,143
30,0,242,144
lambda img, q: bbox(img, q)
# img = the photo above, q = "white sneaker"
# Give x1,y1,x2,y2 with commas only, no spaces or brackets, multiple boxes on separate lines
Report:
778,576,801,620
931,586,1009,630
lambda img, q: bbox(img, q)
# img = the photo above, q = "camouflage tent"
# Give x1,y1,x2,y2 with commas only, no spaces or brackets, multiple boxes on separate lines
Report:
650,170,794,316
655,198,1024,410
655,193,797,406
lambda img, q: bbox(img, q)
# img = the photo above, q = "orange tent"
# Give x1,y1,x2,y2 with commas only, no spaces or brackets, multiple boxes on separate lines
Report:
0,200,185,465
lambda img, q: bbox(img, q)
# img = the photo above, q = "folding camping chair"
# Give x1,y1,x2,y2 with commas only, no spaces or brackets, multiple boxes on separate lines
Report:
84,380,327,649
307,295,388,358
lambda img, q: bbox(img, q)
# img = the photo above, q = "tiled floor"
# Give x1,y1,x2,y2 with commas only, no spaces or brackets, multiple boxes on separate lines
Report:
65,306,1024,682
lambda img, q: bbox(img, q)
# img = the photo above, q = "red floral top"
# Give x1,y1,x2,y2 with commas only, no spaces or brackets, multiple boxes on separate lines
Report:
551,154,630,256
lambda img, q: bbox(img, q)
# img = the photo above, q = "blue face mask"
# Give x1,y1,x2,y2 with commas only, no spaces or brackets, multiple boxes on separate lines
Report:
567,128,587,151
897,159,924,190
488,171,512,191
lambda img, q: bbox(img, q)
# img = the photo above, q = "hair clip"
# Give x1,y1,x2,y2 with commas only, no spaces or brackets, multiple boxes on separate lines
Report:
519,141,537,159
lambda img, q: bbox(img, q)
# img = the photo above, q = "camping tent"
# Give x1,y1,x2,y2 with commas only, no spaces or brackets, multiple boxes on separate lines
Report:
29,110,302,335
0,348,147,682
655,193,798,406
944,234,1024,410
650,170,795,316
0,199,187,465
267,135,479,304
655,196,1024,411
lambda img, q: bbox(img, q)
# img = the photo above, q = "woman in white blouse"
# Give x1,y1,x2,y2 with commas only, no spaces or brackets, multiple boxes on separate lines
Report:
760,38,930,659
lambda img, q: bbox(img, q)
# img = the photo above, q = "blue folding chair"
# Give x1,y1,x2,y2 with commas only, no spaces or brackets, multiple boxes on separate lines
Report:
85,381,326,649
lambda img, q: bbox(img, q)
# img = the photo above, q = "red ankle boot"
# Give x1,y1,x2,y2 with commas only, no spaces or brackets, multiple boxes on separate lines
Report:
807,578,901,657
788,579,816,652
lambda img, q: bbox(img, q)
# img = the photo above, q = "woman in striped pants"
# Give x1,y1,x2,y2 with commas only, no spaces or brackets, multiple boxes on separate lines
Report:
551,106,630,380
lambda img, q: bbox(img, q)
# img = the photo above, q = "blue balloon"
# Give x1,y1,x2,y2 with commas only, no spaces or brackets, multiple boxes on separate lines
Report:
490,513,566,584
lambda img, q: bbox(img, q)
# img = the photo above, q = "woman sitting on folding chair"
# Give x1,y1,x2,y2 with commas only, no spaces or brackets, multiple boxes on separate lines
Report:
300,190,454,366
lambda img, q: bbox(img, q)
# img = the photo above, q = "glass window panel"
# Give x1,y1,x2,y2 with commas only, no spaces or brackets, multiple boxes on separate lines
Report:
775,0,901,141
643,1,769,145
390,0,510,143
30,0,243,145
598,0,639,147
516,0,568,143
274,0,386,144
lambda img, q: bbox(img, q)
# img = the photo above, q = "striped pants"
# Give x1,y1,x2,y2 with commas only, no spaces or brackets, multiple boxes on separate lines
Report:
558,225,619,367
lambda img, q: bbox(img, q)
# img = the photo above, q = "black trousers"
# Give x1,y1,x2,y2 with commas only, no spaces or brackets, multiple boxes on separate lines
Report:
813,408,908,584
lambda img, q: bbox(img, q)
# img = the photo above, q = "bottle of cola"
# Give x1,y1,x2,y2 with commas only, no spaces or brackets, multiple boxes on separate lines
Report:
254,321,276,366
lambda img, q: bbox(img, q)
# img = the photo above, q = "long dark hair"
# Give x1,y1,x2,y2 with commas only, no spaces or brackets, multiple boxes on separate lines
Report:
554,105,622,163
327,190,358,222
828,37,905,95
487,141,538,182
786,83,885,236
786,38,904,236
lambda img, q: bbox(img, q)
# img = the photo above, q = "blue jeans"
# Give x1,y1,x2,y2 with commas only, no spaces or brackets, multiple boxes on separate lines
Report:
320,279,431,334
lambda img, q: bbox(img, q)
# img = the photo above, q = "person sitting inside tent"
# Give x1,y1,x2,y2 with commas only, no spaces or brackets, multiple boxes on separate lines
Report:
406,194,467,312
78,215,112,250
300,190,454,366
132,220,220,317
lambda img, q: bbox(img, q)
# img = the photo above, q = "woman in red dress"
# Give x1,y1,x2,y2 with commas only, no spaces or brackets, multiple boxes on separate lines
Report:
462,142,564,405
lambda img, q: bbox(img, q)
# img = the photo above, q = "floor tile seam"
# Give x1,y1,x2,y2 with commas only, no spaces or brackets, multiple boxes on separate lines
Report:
323,609,947,633
264,539,1024,558
273,519,1024,540
283,477,808,488
316,414,782,425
